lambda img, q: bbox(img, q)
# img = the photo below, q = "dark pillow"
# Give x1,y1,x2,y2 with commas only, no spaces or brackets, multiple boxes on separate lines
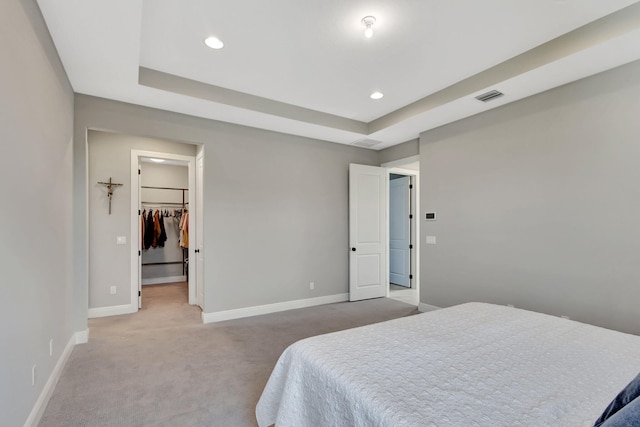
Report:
597,398,640,426
594,373,640,427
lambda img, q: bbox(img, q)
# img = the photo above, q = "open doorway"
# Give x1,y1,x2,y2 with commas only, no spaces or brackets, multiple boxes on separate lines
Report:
131,149,203,314
139,157,190,309
389,173,412,289
385,158,419,306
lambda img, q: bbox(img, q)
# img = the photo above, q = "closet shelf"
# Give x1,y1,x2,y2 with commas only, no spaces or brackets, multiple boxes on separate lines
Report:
141,201,188,205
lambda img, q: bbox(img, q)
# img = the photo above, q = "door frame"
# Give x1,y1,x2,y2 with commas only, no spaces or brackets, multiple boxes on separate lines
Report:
381,156,420,299
130,150,199,308
388,174,411,288
195,147,205,309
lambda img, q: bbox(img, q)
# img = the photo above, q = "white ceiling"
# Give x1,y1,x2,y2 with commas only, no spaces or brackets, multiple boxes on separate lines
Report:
37,0,640,150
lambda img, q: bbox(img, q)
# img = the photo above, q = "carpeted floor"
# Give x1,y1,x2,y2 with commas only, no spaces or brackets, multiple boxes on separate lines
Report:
39,283,419,426
389,284,411,291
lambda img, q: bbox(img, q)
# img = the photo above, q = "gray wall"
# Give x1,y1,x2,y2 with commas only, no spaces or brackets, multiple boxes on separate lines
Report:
88,131,195,308
75,96,379,318
0,0,75,425
378,138,419,164
420,59,640,334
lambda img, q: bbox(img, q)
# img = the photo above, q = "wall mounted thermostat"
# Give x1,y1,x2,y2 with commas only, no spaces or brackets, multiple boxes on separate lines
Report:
425,212,436,221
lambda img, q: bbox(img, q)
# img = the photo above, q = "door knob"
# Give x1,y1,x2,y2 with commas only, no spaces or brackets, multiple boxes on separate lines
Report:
351,247,356,251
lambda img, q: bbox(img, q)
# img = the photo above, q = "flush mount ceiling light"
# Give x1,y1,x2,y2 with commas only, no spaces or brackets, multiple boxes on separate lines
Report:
361,16,376,39
204,36,224,49
370,91,384,100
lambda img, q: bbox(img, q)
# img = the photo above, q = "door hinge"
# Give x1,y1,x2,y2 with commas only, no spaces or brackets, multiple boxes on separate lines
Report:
409,214,413,219
409,274,413,280
138,250,141,256
409,184,413,189
138,169,141,175
409,244,413,249
138,291,141,297
138,209,141,215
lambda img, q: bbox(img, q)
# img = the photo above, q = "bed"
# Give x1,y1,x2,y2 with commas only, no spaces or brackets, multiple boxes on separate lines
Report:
256,302,640,427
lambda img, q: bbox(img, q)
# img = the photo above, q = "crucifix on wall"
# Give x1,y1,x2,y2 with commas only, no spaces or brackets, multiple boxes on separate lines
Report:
98,177,123,215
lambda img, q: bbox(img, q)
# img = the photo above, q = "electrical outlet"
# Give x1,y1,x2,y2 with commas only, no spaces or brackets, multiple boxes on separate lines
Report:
310,282,315,290
110,286,117,295
32,365,36,386
49,339,53,357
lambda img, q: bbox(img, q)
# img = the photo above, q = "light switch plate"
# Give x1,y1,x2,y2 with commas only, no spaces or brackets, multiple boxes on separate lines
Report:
426,235,436,244
116,236,126,245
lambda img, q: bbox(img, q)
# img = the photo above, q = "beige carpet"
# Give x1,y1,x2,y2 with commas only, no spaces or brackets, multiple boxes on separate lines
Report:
39,283,418,426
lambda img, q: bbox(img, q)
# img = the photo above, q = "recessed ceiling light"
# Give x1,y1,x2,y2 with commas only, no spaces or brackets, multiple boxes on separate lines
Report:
149,158,166,163
370,91,384,100
204,36,224,50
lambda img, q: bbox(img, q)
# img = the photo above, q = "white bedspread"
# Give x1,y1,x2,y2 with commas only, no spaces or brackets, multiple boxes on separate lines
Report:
256,302,640,427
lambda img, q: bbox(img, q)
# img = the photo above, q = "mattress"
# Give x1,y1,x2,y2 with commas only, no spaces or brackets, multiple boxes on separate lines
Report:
256,302,640,427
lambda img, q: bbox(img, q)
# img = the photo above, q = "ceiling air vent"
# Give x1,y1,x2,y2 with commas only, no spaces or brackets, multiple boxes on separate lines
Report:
351,139,383,149
475,90,504,102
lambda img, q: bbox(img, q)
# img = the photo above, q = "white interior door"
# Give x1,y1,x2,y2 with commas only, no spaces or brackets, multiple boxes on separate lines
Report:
349,164,387,301
389,175,411,287
195,152,204,309
137,163,142,309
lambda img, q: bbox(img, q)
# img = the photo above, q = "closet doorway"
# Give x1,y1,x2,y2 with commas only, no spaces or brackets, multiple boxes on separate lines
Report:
389,173,412,288
384,158,420,306
130,150,202,311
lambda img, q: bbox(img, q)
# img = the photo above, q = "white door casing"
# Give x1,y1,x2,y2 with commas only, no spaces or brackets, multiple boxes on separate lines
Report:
187,154,196,305
389,175,410,287
137,163,142,308
384,163,420,294
349,164,387,301
130,150,197,311
195,151,204,309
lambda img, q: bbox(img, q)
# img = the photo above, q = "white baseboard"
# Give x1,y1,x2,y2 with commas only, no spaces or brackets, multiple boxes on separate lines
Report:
202,293,349,323
75,329,89,344
23,334,75,427
88,303,137,318
418,302,441,313
142,275,186,285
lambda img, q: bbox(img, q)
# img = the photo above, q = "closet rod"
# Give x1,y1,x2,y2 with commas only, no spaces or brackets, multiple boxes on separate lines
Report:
141,186,188,191
142,261,184,266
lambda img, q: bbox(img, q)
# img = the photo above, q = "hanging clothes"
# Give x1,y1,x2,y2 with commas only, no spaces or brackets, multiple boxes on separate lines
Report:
144,210,155,250
158,211,167,247
152,210,162,248
172,212,181,238
179,210,189,248
141,209,146,250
